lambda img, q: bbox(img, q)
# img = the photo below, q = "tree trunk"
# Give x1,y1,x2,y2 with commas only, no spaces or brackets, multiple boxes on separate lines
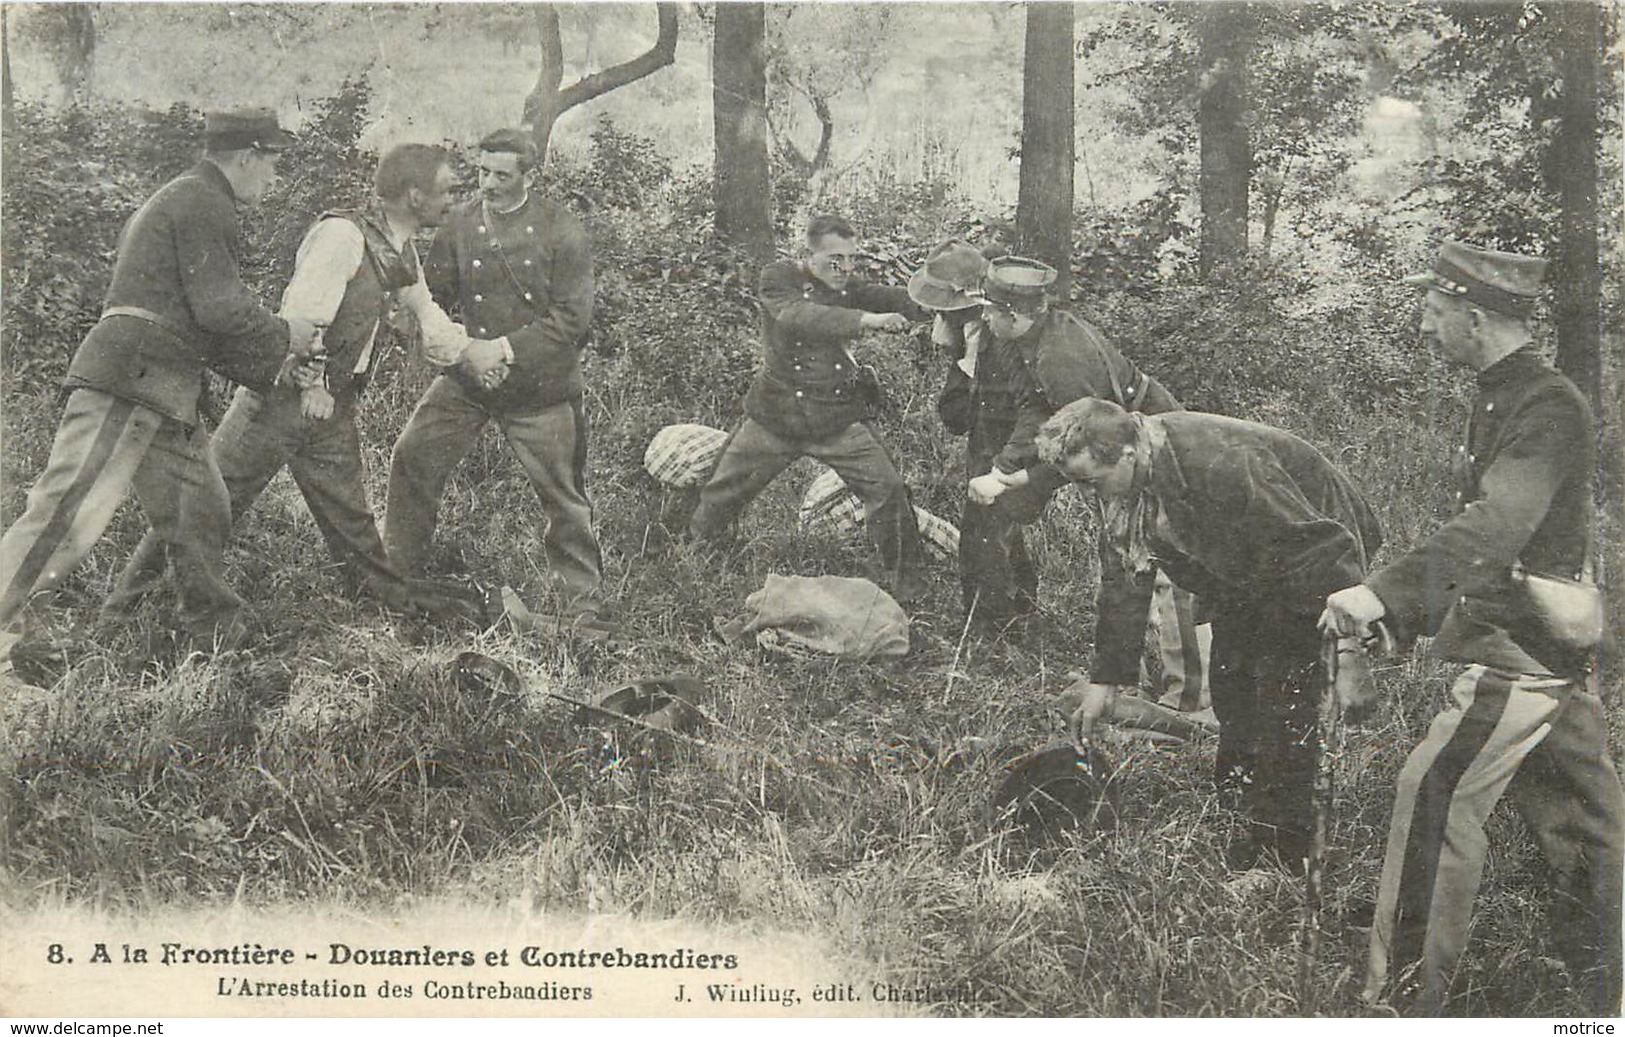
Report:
1197,1,1255,281
2,6,15,140
1016,1,1075,298
1548,0,1602,415
522,2,678,164
712,2,773,263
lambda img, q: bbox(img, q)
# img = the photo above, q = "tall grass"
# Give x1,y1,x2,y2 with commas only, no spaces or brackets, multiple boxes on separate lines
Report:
3,159,1620,1019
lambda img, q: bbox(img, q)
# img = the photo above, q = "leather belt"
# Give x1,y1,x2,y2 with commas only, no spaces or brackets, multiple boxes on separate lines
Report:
102,304,187,340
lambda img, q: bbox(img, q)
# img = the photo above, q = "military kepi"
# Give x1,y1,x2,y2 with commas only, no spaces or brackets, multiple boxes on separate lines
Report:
1403,239,1547,319
204,107,297,152
983,255,1057,307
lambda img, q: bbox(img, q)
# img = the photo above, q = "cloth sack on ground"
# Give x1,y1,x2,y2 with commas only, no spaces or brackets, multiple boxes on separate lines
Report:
719,574,909,660
644,423,730,488
798,468,960,564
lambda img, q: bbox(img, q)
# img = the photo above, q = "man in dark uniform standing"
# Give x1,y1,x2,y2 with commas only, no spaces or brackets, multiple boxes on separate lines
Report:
1045,397,1382,871
0,108,320,645
384,128,605,633
689,215,928,602
1324,241,1623,1015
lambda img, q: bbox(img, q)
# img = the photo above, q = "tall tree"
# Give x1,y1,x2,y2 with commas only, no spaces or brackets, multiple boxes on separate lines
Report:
712,2,772,263
522,2,679,162
1016,1,1074,297
2,7,15,139
1196,1,1256,279
16,3,97,101
1547,0,1603,412
764,5,896,186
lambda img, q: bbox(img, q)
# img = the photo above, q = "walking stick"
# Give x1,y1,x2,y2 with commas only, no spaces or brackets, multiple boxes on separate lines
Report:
1300,632,1341,1010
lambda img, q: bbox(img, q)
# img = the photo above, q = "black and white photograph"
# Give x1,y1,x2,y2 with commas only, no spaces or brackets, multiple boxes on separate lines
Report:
0,0,1620,1023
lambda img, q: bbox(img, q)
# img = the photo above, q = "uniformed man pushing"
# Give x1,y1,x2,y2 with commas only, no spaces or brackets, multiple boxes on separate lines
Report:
0,107,321,648
689,215,929,603
107,144,492,620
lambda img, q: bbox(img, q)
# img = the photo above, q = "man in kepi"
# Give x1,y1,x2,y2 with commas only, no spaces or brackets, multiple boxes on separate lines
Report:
689,215,929,603
107,143,500,619
958,256,1207,712
1043,397,1381,872
384,128,608,637
0,107,320,648
1323,241,1623,1015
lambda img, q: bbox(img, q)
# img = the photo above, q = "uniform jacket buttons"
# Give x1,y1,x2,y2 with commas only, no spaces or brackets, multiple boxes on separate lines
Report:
472,259,482,269
794,390,804,399
474,294,484,302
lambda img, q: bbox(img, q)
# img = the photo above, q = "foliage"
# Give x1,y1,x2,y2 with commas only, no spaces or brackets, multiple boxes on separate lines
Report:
585,114,673,211
1078,1,1394,263
240,77,376,296
3,19,1623,1018
0,99,203,387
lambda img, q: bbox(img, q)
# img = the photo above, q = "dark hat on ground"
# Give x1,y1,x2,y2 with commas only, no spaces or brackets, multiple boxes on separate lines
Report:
908,241,989,311
1402,239,1547,318
204,107,297,152
982,255,1057,307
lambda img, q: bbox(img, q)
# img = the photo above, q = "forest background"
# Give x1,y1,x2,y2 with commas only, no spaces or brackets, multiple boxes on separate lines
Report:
1,0,1622,1019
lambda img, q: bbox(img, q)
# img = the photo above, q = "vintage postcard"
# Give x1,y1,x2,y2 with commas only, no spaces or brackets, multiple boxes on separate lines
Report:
1,0,1620,1024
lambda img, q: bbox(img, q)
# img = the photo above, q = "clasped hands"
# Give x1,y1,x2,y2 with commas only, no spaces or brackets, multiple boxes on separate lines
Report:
860,312,910,333
462,338,511,392
967,467,1027,506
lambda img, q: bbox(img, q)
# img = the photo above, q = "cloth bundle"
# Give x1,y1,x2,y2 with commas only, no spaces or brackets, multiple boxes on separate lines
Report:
643,423,730,488
797,468,960,563
715,574,910,660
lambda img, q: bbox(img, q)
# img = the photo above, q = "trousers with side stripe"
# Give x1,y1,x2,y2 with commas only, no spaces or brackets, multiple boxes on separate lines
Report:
1367,664,1625,1015
0,388,240,633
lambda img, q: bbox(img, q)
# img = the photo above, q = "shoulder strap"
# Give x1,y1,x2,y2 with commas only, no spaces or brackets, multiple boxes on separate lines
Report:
1055,310,1135,409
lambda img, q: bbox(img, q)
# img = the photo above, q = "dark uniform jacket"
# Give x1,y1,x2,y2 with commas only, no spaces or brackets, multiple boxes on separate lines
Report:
992,309,1180,476
1366,349,1594,676
425,193,593,416
64,160,290,426
1093,412,1383,685
742,260,925,442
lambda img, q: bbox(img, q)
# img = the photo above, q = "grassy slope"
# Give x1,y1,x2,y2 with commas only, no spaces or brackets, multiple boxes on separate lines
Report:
2,224,1620,1019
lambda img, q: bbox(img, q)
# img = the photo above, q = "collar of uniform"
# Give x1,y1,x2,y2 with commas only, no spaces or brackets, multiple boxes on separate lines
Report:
798,263,839,295
1476,348,1542,391
191,159,236,201
485,189,531,219
1012,308,1052,356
